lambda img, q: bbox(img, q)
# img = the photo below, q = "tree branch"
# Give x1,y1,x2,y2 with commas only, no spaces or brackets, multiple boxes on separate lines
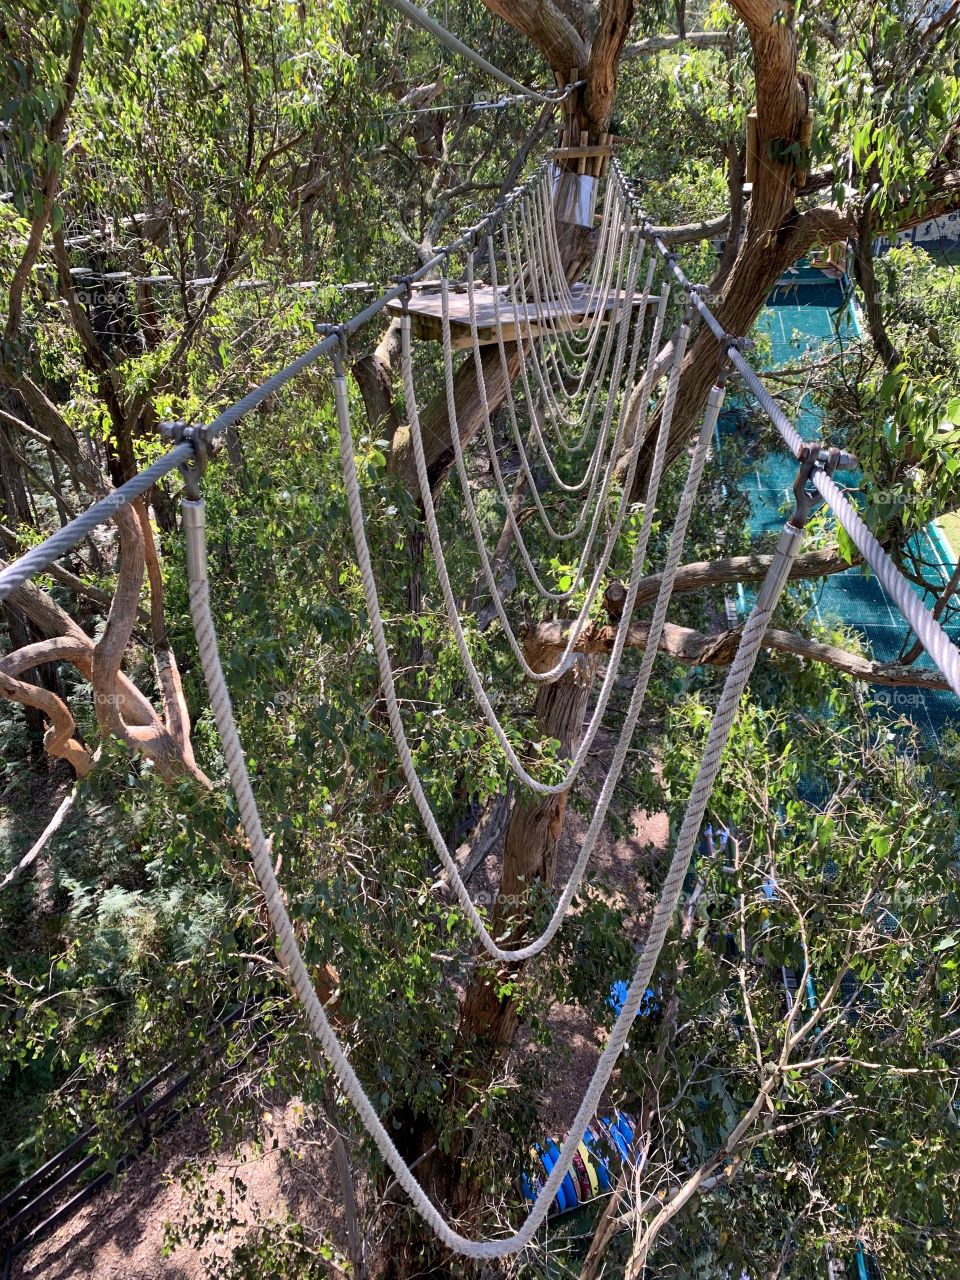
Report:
529,616,951,690
478,0,586,77
622,31,734,56
648,213,731,244
4,0,92,344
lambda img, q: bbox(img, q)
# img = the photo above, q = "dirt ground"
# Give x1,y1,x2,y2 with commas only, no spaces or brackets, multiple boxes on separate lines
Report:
12,727,667,1279
12,1101,351,1280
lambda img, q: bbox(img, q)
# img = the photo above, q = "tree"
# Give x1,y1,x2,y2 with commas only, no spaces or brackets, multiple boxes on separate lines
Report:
1,3,959,1278
579,683,960,1280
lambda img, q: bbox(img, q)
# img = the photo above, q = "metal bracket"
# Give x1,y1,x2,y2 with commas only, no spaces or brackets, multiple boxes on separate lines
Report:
678,283,707,321
789,445,842,528
724,334,756,355
160,420,211,501
390,273,415,311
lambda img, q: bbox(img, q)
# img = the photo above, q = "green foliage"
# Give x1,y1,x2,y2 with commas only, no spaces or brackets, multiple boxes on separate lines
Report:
1,3,960,1277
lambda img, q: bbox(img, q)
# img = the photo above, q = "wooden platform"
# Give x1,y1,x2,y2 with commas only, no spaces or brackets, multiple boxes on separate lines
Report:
387,284,658,349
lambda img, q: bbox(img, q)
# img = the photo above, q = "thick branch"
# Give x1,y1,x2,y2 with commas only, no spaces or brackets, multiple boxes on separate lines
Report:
133,500,194,763
0,574,208,785
585,0,638,129
623,31,734,56
530,616,951,690
648,213,730,244
479,0,586,77
0,660,93,775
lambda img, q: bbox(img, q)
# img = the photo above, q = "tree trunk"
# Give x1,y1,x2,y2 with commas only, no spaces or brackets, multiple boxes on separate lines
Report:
459,647,600,1050
625,0,813,495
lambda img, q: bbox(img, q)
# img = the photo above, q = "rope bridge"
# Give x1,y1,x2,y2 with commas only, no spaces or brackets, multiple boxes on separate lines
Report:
2,150,959,1260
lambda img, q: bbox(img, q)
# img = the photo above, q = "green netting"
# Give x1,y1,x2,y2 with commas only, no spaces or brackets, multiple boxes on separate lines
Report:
718,266,960,744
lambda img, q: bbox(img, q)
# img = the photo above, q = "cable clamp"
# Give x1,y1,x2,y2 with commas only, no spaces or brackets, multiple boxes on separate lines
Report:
790,445,836,528
390,273,415,310
714,333,755,385
161,420,211,501
318,322,350,361
724,334,755,355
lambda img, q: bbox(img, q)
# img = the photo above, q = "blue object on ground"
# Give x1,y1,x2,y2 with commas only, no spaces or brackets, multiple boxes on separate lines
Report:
606,980,659,1018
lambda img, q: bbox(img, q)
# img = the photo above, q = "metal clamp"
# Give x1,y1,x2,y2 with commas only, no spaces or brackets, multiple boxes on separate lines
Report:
161,420,211,501
318,321,349,358
724,334,756,355
390,273,415,311
789,444,842,528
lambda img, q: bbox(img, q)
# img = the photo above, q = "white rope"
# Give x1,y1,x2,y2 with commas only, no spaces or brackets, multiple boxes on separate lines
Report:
503,198,629,438
500,181,628,438
183,477,803,1259
467,250,611,519
813,469,960,698
504,193,624,481
485,214,642,504
306,309,693,964
493,254,664,604
514,179,624,395
445,275,679,684
403,280,681,789
465,232,639,564
478,223,661,604
522,176,630,379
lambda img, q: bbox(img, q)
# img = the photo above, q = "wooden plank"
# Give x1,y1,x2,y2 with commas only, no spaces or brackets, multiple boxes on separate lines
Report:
388,285,659,348
547,144,614,161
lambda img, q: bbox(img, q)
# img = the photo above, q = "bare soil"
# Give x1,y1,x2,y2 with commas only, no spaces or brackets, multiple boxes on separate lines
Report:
12,1102,351,1280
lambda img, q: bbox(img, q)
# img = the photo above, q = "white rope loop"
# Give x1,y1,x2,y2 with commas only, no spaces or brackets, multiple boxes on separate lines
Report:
182,481,804,1260
502,196,632,439
489,245,662,607
400,263,686,795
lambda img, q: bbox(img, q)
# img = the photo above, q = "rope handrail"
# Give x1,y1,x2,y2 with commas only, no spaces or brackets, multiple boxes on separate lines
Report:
609,156,960,699
183,476,810,1259
0,162,549,604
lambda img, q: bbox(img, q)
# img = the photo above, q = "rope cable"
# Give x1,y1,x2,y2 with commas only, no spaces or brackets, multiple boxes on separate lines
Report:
387,0,573,104
182,480,805,1259
476,251,667,613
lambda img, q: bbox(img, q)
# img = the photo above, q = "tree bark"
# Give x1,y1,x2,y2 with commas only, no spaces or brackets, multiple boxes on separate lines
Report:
530,615,954,692
459,647,600,1051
